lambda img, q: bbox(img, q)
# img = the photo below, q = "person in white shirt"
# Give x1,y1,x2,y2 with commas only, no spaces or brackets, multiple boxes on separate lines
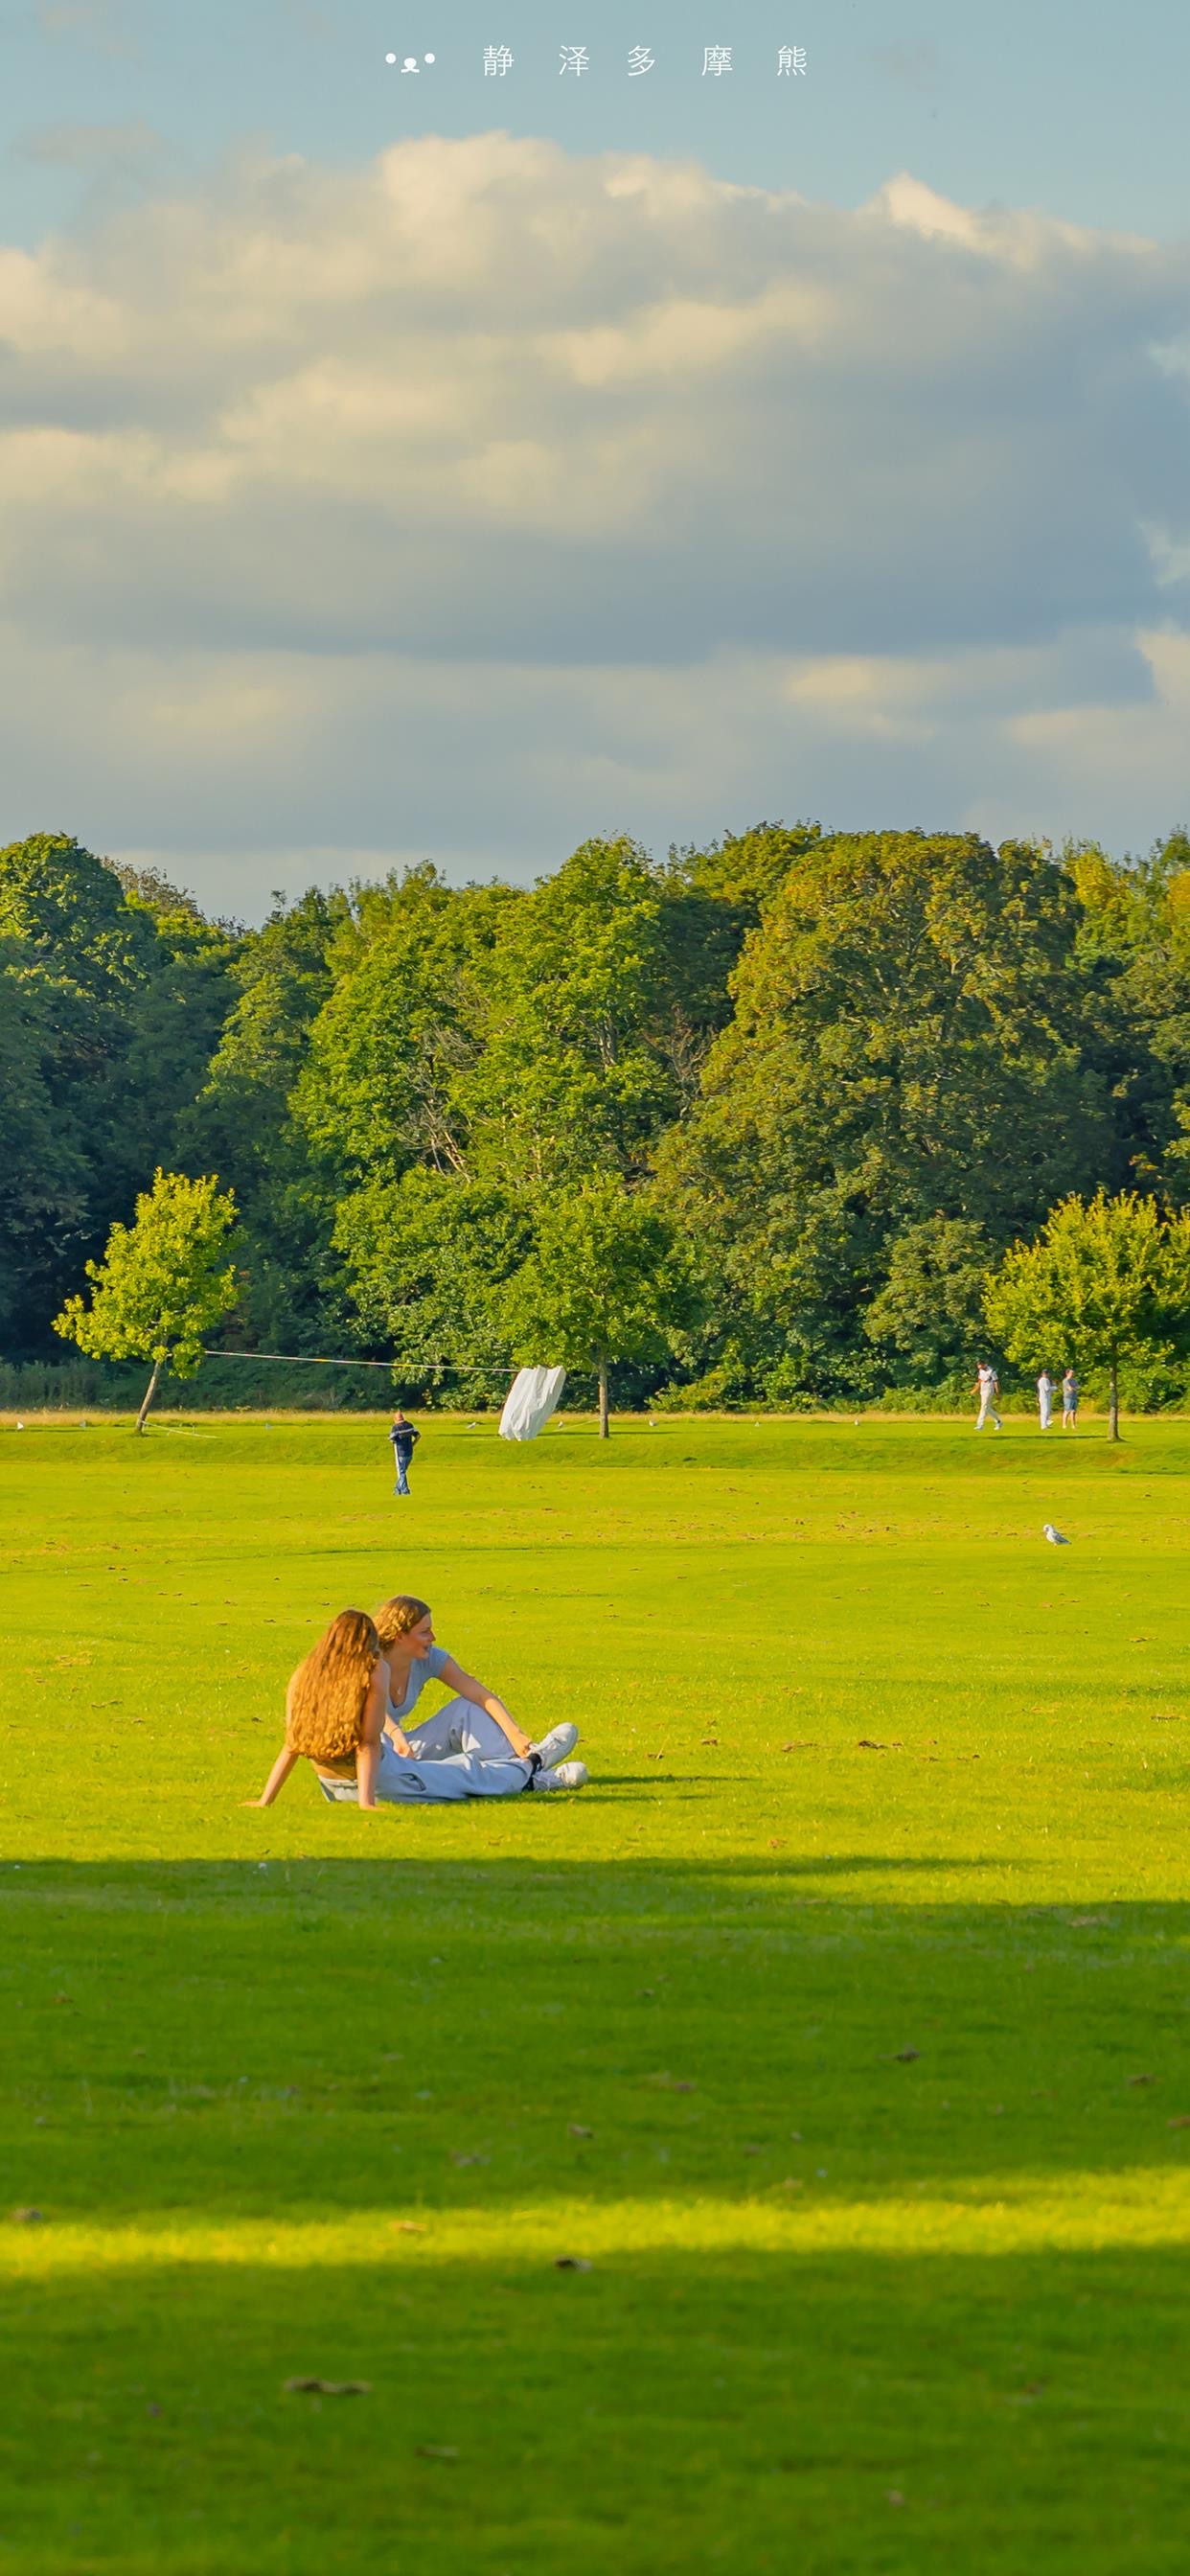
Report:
1037,1368,1055,1430
973,1362,1002,1431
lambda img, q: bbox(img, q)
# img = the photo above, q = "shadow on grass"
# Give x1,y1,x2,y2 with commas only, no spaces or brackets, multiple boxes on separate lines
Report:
1,2239,1189,2575
3,1861,1189,2227
4,1865,1190,2570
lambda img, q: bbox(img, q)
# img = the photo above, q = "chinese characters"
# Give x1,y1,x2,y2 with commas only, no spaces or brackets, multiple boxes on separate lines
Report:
394,45,810,81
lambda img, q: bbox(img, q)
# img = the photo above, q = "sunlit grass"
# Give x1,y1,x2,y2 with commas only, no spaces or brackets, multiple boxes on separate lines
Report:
9,2168,1190,2279
2,1414,1189,2571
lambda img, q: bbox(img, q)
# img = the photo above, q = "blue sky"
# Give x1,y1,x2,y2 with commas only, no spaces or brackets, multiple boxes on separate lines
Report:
1,0,1188,913
7,0,1189,243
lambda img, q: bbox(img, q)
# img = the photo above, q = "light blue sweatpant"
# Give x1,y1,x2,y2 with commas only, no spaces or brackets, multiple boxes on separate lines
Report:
318,1698,532,1805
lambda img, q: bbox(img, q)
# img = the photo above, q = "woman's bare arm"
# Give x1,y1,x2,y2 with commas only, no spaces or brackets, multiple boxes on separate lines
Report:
245,1671,301,1806
356,1668,387,1809
246,1744,298,1808
437,1655,532,1759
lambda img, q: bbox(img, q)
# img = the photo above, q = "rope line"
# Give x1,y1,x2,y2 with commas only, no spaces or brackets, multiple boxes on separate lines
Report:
202,1349,510,1371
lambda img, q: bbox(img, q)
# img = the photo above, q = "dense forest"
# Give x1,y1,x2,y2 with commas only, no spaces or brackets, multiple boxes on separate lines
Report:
4,822,1190,1411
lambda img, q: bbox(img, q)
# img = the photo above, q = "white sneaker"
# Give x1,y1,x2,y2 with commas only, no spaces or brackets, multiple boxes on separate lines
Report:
530,1723,579,1767
532,1760,588,1793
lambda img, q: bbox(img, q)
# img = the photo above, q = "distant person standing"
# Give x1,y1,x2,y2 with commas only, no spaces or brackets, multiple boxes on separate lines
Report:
1061,1368,1079,1431
1037,1368,1055,1431
973,1362,1002,1431
389,1409,421,1497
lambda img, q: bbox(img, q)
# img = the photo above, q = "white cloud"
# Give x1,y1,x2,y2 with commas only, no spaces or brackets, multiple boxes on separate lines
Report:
34,0,140,59
0,131,1186,906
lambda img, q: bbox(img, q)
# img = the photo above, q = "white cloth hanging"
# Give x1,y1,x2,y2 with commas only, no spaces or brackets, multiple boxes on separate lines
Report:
498,1365,566,1441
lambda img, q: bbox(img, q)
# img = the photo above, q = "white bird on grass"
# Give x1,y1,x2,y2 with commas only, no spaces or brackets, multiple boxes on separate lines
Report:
1042,1522,1070,1545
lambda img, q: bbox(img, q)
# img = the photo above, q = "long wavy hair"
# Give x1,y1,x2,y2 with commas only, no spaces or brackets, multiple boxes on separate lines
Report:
286,1611,379,1763
374,1595,431,1656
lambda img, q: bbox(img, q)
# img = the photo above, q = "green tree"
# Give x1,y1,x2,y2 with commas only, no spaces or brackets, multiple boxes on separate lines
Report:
0,952,87,1345
1066,831,1190,1199
0,834,239,1348
295,868,510,1189
658,832,1126,1402
333,1168,533,1402
460,839,720,1192
983,1189,1190,1440
184,886,351,1348
862,1216,995,1385
114,864,240,1154
499,1177,694,1438
673,818,823,924
54,1169,241,1432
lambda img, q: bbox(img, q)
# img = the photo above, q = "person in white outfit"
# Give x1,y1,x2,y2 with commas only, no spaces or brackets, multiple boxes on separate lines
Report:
973,1362,1002,1430
1037,1368,1055,1430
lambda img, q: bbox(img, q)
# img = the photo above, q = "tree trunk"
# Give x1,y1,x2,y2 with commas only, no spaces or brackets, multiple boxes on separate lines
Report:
135,1356,163,1436
597,1351,609,1441
1109,1363,1119,1444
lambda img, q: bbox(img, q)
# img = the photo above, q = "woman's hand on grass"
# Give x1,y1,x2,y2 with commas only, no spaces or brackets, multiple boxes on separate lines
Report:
251,1746,297,1809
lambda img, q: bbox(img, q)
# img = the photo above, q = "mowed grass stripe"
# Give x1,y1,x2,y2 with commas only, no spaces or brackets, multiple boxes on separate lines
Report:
9,2171,1190,2273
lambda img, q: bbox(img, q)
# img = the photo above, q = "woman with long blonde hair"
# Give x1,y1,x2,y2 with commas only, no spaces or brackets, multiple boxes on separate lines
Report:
249,1610,389,1808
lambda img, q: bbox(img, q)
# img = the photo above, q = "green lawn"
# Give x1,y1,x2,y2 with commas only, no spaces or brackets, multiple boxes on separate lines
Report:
2,1411,1189,2574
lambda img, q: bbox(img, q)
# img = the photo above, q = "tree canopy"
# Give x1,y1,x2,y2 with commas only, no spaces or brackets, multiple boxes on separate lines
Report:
983,1190,1190,1439
498,1176,695,1436
656,831,1128,1400
7,820,1190,1415
54,1168,240,1431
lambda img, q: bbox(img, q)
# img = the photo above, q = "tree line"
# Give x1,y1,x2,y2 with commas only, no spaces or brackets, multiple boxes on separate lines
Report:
5,822,1190,1413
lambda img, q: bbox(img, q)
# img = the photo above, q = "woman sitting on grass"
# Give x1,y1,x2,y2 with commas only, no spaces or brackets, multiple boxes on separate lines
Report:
249,1611,387,1807
373,1593,584,1793
248,1607,585,1809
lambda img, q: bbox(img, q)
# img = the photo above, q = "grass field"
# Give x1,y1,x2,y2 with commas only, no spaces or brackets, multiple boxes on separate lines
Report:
2,1411,1189,2574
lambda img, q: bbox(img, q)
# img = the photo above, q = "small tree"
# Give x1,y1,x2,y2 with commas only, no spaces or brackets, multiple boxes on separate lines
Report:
983,1189,1190,1441
501,1177,694,1438
54,1168,240,1432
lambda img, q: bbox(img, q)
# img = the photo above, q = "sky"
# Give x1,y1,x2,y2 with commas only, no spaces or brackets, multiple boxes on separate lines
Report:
1,0,1189,914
